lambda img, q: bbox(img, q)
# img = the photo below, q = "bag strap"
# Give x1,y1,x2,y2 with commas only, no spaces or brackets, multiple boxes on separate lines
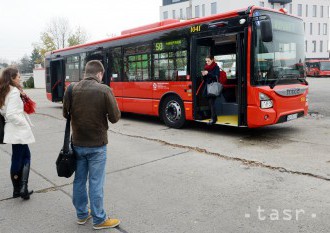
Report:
63,84,74,154
212,71,220,84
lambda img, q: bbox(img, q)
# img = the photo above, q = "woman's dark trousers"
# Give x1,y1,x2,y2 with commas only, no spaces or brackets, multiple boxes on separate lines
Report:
208,97,217,123
11,144,33,199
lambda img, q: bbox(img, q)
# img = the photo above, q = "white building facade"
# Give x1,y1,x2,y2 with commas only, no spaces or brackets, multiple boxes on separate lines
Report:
33,68,46,88
160,0,330,59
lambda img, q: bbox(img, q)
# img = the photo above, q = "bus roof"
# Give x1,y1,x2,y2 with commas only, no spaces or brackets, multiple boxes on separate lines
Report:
50,6,297,55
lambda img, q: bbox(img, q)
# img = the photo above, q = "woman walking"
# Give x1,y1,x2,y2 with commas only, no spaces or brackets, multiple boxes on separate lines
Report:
201,55,220,125
0,67,35,200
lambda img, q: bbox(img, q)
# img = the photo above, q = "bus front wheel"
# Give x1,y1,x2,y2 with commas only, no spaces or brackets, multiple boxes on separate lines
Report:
161,95,186,128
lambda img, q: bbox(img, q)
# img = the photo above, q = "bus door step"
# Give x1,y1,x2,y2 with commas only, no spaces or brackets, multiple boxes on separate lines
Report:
197,115,238,126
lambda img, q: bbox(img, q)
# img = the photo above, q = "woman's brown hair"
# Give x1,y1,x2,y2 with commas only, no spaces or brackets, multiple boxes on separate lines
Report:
206,55,215,60
0,67,20,108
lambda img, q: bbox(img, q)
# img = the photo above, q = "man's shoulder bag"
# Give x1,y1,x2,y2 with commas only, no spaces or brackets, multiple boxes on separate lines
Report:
56,84,76,178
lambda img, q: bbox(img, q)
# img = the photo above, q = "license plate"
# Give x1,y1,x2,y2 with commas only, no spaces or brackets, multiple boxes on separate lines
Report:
287,113,298,121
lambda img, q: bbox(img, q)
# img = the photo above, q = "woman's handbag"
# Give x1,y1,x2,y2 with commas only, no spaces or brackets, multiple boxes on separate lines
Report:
56,84,76,178
0,114,5,144
207,79,223,97
21,95,36,114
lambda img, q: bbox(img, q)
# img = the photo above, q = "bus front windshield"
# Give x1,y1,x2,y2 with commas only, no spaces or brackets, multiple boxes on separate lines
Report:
320,62,330,71
252,10,305,87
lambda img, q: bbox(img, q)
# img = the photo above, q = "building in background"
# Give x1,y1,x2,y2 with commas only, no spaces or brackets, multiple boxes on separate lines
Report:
160,0,330,59
33,64,45,88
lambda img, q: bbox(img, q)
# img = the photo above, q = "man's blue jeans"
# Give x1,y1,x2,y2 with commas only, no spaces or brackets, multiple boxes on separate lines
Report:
72,145,107,225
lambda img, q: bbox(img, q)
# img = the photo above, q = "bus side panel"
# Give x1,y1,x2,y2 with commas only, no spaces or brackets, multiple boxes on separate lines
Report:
110,82,123,109
122,82,153,114
152,99,160,116
183,101,193,120
122,98,153,115
308,67,319,77
319,70,330,76
46,93,52,102
152,81,193,102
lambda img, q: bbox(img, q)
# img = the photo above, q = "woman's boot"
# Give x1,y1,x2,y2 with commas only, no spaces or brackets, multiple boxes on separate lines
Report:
213,115,218,123
207,117,217,125
20,163,33,200
10,172,21,198
208,113,217,125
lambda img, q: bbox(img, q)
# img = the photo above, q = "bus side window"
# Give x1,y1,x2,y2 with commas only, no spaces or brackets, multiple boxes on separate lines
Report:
66,55,80,82
124,44,152,82
109,47,122,82
153,38,188,81
153,50,187,81
80,53,86,80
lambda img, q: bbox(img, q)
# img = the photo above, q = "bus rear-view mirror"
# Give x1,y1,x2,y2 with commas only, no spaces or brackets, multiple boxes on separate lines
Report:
260,18,273,42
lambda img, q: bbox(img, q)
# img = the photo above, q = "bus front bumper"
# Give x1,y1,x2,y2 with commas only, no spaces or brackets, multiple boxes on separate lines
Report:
247,105,308,128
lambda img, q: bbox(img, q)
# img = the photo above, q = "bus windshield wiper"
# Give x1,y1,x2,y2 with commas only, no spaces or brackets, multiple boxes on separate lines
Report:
269,74,283,89
296,76,309,85
270,74,308,89
285,73,308,85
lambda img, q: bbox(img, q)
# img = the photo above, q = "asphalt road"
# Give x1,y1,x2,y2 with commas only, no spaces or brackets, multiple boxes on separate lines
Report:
307,77,330,117
0,77,329,233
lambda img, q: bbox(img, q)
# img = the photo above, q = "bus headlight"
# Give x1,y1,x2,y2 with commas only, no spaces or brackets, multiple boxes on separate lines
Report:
259,93,273,109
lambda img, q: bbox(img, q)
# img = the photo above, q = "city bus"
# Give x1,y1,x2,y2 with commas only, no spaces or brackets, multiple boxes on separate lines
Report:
45,6,308,128
306,60,330,77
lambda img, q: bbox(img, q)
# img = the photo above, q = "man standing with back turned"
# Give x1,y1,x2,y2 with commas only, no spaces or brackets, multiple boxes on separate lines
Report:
63,60,121,230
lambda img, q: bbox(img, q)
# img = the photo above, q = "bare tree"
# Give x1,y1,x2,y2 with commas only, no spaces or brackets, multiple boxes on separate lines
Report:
47,17,71,49
68,26,89,47
36,17,89,63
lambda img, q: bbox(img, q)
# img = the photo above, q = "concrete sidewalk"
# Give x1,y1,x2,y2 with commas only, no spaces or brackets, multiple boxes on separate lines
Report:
1,128,330,232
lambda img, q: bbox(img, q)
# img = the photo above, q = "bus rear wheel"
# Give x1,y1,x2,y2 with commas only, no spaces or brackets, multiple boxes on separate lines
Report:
161,96,186,128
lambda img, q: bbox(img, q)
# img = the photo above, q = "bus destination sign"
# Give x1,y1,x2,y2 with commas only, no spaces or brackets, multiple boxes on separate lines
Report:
154,39,187,52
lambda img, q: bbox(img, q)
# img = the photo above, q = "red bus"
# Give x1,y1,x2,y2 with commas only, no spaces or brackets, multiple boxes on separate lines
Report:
306,60,330,77
45,6,308,128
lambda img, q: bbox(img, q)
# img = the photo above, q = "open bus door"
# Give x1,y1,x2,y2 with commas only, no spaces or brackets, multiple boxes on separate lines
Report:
50,59,65,102
191,31,247,126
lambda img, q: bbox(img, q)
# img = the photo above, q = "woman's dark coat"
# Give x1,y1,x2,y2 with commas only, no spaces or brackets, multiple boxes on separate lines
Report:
202,65,220,98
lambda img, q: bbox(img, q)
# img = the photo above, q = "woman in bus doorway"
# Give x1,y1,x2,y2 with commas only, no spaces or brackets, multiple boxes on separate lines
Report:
201,55,220,125
0,67,35,200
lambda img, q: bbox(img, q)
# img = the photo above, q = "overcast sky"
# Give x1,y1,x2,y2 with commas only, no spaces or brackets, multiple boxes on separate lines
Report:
0,0,162,62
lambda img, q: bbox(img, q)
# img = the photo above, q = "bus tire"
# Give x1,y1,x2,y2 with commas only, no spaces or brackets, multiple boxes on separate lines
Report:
161,95,186,128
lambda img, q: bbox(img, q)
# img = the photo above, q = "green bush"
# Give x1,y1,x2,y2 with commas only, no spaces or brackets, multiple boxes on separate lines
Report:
23,77,34,88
